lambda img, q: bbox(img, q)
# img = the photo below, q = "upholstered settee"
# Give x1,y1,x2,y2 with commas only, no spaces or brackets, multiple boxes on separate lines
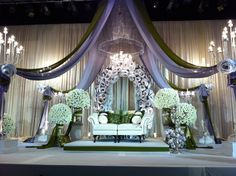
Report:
88,108,154,143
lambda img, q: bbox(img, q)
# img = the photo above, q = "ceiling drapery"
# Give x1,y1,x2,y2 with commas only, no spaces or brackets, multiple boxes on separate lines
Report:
13,0,222,87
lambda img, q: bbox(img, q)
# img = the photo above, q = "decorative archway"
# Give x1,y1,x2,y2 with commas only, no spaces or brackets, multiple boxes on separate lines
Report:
94,62,154,112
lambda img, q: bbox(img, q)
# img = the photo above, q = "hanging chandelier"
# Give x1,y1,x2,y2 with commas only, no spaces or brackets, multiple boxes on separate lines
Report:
0,27,24,65
110,50,136,73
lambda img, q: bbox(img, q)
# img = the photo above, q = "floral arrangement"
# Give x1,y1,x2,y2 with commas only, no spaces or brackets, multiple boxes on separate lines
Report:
175,103,197,126
66,89,90,109
165,128,186,152
154,88,180,109
49,103,72,125
2,113,15,135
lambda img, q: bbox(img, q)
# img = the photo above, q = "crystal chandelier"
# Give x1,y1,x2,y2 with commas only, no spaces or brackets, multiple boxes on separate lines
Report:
0,27,24,65
110,51,136,73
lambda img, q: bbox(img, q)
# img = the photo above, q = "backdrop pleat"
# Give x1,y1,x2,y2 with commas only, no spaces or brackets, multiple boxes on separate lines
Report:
1,20,235,139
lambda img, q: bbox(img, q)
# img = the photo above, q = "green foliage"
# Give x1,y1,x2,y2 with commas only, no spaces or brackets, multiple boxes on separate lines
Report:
2,113,15,135
101,110,139,124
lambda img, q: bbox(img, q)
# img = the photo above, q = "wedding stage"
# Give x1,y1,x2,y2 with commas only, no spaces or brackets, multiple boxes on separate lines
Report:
0,140,236,176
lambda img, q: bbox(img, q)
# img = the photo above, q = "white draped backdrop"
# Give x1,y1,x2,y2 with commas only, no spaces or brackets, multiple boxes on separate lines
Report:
2,20,236,139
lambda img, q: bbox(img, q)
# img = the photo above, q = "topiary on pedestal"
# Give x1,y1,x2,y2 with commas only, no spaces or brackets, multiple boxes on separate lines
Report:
65,89,90,140
38,103,72,149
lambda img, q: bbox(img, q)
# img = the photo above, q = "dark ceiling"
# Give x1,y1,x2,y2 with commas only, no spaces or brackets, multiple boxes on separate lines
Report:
0,0,235,26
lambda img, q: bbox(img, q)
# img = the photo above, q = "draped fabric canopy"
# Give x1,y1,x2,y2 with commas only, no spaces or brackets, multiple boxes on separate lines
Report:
1,0,235,138
15,0,220,85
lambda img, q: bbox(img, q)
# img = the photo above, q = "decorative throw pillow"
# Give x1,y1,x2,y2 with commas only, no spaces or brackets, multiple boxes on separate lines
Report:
98,115,108,124
135,111,143,116
131,115,142,124
100,112,108,116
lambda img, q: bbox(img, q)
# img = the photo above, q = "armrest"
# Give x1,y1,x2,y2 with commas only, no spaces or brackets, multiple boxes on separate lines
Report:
141,108,154,130
88,113,99,126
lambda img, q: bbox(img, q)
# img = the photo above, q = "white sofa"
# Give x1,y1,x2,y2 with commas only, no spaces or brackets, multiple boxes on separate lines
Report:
88,108,154,143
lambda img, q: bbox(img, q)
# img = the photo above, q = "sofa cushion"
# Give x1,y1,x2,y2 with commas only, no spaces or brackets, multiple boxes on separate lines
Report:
94,124,117,131
118,124,141,131
100,112,108,116
98,115,108,124
131,115,142,124
135,111,143,116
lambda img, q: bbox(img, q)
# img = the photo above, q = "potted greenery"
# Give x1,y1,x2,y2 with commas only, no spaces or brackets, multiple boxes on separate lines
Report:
2,113,15,139
0,113,18,153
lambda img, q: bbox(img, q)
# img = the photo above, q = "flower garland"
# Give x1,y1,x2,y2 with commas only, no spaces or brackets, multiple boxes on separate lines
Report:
94,64,154,112
154,88,180,109
66,89,90,109
175,103,197,126
165,128,186,151
49,103,72,125
2,113,15,135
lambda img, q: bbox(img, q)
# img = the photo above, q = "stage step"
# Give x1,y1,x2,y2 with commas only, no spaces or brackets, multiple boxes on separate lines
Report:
64,139,169,152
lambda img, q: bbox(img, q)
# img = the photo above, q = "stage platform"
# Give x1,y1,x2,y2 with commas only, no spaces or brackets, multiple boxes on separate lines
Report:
0,139,236,176
64,138,169,152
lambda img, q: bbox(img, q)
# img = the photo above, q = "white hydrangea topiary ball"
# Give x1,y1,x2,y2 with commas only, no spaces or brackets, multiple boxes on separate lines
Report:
66,89,90,109
154,88,180,109
49,103,72,125
176,103,197,126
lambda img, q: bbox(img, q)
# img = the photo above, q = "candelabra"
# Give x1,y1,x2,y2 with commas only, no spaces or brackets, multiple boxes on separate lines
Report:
0,27,24,65
0,27,23,137
179,89,195,103
208,20,236,74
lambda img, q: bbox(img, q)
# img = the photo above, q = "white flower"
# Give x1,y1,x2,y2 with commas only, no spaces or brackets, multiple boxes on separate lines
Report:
49,103,72,125
66,89,90,109
154,88,180,109
2,113,15,134
176,103,197,126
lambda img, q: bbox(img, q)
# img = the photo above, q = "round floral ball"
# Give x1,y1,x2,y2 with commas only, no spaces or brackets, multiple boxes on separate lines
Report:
49,103,72,125
176,103,197,126
2,113,15,135
154,88,180,109
66,89,90,109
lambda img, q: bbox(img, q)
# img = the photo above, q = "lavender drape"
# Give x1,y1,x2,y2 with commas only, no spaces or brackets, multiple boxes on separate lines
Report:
140,49,170,88
77,46,106,90
16,0,115,80
125,0,218,78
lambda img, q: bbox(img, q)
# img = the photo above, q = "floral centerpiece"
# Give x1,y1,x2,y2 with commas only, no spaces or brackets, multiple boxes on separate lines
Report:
175,103,197,126
46,103,72,147
49,103,72,125
66,89,90,109
65,89,90,140
174,102,197,149
2,113,15,137
153,88,180,109
154,88,180,127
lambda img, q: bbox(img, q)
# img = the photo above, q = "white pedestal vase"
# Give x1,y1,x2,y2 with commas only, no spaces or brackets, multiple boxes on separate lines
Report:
69,121,83,141
233,142,236,158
